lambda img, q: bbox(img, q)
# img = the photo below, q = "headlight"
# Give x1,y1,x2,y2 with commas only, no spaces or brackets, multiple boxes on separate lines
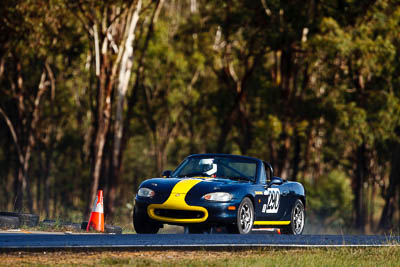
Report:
138,187,155,197
202,192,232,202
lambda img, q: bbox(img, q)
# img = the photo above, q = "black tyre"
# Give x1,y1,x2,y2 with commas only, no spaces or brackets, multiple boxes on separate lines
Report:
282,199,305,235
0,212,39,227
0,215,20,229
228,197,254,234
133,207,160,234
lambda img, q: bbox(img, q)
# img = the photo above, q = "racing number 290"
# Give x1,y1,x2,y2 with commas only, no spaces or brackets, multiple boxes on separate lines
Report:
261,188,280,214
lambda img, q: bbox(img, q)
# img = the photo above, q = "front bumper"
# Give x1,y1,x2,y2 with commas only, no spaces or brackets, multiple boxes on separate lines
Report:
135,197,239,226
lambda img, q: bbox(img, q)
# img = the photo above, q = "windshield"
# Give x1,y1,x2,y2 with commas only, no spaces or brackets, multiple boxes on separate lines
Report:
172,156,257,182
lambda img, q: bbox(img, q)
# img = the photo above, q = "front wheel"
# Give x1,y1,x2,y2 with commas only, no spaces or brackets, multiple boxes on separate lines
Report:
133,207,160,234
282,199,305,235
228,197,254,234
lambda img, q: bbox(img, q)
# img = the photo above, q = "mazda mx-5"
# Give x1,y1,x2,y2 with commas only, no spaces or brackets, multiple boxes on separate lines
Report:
133,154,305,234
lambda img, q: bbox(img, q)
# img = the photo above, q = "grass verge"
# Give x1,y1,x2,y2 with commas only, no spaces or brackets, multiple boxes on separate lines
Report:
1,247,399,267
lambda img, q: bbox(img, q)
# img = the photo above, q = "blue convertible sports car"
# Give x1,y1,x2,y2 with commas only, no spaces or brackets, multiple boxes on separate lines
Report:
133,154,305,234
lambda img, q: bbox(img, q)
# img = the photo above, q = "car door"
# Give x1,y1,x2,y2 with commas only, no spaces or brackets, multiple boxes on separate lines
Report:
259,182,290,221
254,165,290,221
253,163,270,221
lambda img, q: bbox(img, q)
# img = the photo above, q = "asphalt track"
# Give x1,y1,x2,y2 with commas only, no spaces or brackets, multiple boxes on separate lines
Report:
0,232,399,251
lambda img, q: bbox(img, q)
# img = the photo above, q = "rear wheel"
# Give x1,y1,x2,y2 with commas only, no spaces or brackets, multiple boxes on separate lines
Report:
228,197,254,234
133,207,160,234
282,199,305,235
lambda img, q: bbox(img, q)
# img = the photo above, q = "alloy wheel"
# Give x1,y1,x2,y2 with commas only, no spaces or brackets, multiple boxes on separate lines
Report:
239,199,253,234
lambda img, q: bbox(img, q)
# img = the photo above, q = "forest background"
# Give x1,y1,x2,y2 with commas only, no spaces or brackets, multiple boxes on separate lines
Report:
1,0,400,234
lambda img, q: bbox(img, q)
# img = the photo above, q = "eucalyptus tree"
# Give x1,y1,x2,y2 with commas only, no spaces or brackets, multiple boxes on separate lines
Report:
306,0,400,232
0,0,81,212
66,0,146,214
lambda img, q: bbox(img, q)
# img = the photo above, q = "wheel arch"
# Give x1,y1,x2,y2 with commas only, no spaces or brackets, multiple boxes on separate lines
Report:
298,195,306,209
244,194,255,207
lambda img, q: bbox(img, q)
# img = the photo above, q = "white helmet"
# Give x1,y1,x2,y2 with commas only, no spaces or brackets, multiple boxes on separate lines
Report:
199,158,217,175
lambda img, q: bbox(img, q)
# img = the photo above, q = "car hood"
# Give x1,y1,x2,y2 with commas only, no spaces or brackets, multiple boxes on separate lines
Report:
139,177,250,194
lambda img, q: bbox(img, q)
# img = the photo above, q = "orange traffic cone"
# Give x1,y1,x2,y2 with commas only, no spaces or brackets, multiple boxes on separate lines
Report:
86,190,104,232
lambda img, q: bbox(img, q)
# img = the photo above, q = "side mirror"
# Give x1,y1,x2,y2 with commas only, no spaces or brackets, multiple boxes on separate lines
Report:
268,176,283,186
162,170,172,178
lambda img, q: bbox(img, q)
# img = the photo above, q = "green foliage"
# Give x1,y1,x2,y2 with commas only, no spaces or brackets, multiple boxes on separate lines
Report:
1,0,400,231
305,170,354,230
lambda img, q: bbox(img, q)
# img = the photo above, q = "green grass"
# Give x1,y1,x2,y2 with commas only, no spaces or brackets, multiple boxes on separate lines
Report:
1,247,399,266
97,248,399,267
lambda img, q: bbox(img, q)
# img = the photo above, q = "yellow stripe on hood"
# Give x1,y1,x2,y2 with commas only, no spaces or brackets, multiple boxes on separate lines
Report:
171,179,203,194
147,179,208,223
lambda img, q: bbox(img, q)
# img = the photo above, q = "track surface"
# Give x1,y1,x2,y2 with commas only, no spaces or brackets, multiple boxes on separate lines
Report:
0,233,399,251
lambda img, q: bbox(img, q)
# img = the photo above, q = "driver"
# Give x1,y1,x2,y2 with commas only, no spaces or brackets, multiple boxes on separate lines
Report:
199,158,217,176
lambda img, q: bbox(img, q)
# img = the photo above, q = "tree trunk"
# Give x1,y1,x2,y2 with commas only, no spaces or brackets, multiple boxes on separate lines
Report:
88,90,112,215
1,135,11,210
87,39,114,215
0,68,47,212
15,168,24,212
236,94,253,155
291,132,301,181
353,143,368,233
368,178,376,232
108,0,143,217
216,108,237,153
302,126,313,180
215,36,263,153
43,149,51,218
36,152,42,213
378,142,400,231
276,129,291,179
216,82,247,153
